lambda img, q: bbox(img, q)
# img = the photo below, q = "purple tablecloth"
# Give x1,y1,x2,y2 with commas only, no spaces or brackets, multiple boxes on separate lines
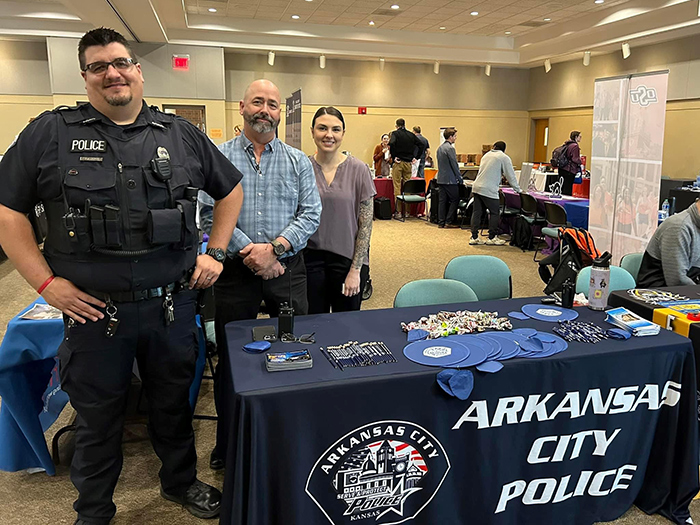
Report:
500,189,590,255
501,188,589,228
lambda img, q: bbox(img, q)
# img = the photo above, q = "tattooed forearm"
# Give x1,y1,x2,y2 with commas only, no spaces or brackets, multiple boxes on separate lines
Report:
351,198,374,270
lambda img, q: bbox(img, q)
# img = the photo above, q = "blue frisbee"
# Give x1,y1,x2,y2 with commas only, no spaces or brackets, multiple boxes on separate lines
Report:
521,304,579,322
404,339,470,367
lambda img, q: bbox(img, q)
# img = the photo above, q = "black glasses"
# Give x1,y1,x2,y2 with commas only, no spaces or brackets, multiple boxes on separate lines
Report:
83,57,137,74
280,332,316,344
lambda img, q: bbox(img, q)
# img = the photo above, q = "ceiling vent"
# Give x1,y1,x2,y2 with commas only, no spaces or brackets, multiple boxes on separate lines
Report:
520,20,549,27
371,9,401,17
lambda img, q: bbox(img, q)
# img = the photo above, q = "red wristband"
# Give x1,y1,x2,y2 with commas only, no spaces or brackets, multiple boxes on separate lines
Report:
37,275,55,294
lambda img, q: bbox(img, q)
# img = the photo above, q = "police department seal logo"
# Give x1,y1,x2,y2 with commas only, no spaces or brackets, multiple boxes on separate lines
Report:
306,420,450,524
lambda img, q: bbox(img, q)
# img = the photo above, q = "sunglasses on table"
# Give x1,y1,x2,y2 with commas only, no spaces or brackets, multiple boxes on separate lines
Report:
280,332,316,344
82,57,137,74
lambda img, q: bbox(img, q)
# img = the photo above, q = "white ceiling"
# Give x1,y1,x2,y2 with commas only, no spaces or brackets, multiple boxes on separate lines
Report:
0,0,698,67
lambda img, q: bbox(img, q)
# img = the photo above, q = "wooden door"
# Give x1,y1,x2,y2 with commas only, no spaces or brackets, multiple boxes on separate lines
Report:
533,119,549,163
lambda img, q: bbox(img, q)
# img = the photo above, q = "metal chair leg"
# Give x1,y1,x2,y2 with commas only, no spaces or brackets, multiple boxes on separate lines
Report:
52,422,76,466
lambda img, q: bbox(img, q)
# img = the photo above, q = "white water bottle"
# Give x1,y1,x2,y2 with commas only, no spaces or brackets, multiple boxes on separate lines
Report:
661,199,670,219
588,252,612,311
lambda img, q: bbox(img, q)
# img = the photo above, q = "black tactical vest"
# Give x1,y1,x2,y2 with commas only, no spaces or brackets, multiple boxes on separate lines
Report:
42,104,199,291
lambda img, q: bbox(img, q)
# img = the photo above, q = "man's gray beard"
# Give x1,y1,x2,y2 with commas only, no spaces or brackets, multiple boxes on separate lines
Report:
250,119,277,134
106,93,133,107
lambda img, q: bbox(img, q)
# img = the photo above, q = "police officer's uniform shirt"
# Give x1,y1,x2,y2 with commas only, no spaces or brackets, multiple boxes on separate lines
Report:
0,102,243,292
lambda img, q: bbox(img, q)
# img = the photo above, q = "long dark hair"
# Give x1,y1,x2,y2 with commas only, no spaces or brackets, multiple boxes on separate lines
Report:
312,106,345,130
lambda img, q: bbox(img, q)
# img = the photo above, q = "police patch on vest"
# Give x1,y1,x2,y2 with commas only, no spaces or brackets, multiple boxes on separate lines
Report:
71,139,106,153
306,421,450,524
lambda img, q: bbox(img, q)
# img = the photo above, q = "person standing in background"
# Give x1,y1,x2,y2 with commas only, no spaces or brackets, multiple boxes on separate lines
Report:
389,118,420,217
424,149,434,168
413,126,430,178
558,131,583,196
305,107,375,313
372,133,391,178
470,141,521,245
435,128,462,228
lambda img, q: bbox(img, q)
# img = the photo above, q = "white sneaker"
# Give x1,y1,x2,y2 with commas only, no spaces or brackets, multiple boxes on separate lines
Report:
469,237,484,245
485,238,507,245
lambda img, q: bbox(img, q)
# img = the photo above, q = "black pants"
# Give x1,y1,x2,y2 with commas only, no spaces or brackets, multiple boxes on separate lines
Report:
305,249,369,314
557,169,576,196
58,291,199,524
212,253,308,327
438,183,459,226
212,253,308,456
471,193,501,239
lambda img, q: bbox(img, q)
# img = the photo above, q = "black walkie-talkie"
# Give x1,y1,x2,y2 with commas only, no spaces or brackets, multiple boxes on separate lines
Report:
278,264,294,336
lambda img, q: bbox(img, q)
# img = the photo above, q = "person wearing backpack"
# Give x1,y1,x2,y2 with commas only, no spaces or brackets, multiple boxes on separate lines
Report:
551,131,583,195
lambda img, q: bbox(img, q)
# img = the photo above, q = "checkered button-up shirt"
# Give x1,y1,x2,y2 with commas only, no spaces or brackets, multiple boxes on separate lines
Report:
198,133,321,258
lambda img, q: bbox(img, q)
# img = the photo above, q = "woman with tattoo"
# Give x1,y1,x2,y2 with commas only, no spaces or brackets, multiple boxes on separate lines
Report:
305,106,376,313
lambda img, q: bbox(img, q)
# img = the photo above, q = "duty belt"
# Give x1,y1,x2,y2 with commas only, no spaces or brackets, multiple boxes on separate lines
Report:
84,279,188,303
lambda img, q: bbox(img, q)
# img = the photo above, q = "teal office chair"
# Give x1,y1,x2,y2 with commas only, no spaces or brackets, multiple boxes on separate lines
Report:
394,279,478,308
395,179,427,222
575,265,636,297
443,255,512,300
620,253,644,284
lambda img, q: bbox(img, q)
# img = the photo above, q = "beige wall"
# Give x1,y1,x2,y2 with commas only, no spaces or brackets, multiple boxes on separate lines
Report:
225,53,530,111
663,100,700,179
226,103,530,169
528,33,700,111
0,40,51,96
0,95,54,154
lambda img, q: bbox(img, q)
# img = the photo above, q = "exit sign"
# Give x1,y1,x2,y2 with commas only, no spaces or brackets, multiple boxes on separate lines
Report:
172,54,190,71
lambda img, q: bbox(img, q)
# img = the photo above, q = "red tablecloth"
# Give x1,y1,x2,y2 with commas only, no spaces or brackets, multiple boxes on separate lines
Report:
373,177,426,215
573,178,590,198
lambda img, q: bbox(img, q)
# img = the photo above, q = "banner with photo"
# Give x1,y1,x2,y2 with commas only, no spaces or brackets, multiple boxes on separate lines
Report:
285,89,302,149
588,71,668,264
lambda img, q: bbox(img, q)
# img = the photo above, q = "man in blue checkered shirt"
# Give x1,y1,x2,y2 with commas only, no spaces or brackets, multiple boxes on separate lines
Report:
199,79,321,469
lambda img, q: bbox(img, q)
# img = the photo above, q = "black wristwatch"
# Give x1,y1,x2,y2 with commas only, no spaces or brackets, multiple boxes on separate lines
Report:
205,247,226,263
270,240,286,257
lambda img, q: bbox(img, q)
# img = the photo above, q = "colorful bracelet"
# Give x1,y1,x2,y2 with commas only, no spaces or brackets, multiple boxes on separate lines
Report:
37,275,55,294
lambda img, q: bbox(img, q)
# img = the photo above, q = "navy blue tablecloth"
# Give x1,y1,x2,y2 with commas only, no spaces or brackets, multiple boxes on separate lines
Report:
219,299,698,525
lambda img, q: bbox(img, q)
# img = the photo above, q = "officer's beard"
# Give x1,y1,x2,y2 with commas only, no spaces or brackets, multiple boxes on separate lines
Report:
105,93,133,107
245,112,278,134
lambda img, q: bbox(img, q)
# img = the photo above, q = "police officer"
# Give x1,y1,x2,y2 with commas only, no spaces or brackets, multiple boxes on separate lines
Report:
0,28,244,524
